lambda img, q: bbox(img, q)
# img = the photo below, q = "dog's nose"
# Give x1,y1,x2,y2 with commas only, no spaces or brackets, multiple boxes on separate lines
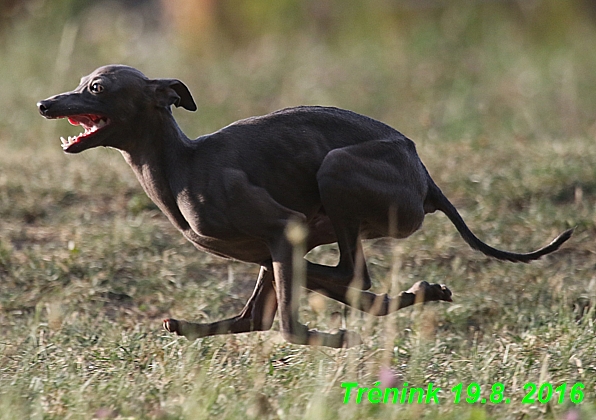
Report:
37,100,50,115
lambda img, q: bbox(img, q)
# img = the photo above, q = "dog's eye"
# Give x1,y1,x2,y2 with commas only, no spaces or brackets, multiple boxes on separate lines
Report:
90,82,104,94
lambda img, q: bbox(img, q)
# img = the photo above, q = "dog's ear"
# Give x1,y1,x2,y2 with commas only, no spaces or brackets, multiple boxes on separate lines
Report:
150,78,197,111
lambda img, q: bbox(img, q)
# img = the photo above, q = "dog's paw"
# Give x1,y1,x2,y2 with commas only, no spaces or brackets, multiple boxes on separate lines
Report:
163,318,205,340
434,283,453,302
406,281,452,303
163,318,180,334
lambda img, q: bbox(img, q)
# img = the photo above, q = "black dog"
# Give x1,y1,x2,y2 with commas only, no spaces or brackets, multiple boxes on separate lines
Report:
38,65,572,347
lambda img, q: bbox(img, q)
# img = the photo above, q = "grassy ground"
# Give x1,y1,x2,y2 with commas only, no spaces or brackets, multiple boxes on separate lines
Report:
1,1,596,419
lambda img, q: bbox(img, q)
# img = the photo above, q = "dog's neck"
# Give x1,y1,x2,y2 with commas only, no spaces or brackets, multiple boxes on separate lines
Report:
119,112,194,233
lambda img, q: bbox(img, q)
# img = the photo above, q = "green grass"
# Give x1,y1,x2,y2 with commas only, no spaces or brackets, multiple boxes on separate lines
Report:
1,1,596,419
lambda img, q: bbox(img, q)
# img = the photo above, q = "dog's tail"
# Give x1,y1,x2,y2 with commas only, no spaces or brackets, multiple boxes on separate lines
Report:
425,181,573,263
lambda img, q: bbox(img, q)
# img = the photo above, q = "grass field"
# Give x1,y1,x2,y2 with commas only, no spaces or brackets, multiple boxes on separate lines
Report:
1,1,596,419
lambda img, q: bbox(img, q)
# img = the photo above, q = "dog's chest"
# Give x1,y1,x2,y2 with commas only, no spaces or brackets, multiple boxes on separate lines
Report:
168,188,270,263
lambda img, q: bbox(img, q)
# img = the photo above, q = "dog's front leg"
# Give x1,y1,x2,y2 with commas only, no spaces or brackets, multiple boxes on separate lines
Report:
269,235,361,348
164,265,278,340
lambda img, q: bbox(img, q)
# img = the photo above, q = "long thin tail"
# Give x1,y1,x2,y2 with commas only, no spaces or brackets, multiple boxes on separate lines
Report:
426,182,573,263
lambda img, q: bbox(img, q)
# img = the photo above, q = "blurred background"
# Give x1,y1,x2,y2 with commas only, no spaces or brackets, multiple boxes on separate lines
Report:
2,0,596,139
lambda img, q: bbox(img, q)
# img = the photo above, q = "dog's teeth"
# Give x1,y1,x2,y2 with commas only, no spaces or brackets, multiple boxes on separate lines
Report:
60,136,68,145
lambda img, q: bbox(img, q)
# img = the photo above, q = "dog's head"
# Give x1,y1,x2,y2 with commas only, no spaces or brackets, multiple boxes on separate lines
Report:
37,65,196,153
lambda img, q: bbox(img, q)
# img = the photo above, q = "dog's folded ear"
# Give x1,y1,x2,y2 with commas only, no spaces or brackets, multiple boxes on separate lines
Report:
149,78,197,111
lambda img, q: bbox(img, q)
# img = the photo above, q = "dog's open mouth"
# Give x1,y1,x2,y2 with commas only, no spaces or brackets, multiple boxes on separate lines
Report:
60,114,110,149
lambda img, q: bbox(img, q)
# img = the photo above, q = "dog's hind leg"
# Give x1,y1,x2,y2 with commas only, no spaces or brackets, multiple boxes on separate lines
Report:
164,265,277,340
301,138,451,312
305,219,372,291
304,277,451,315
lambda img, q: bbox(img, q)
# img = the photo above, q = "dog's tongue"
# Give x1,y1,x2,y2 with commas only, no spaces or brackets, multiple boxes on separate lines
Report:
68,115,94,127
